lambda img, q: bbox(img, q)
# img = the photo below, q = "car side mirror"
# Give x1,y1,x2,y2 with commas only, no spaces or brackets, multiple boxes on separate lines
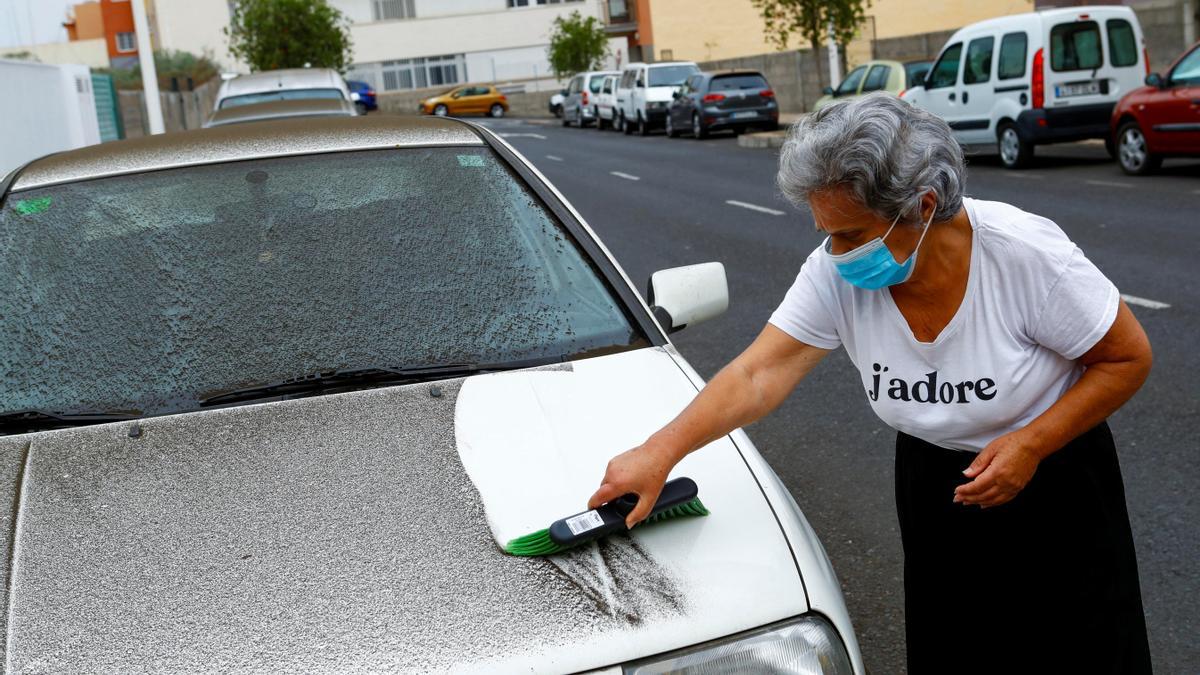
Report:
822,86,834,96
636,79,645,88
1145,72,1165,88
560,88,568,96
672,91,681,99
646,262,729,333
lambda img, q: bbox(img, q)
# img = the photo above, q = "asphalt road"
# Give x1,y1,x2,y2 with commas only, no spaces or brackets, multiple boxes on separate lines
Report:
478,116,1199,674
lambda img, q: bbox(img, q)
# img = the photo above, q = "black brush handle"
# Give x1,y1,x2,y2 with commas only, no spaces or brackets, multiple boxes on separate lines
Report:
548,477,699,548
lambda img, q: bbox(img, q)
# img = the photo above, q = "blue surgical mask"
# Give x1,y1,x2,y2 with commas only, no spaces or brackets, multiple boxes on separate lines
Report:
824,210,933,290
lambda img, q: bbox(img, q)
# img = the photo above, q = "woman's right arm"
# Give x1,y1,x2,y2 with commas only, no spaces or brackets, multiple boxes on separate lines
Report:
588,324,831,527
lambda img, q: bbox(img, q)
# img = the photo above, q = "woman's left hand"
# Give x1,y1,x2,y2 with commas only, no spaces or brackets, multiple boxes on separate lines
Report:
954,430,1043,508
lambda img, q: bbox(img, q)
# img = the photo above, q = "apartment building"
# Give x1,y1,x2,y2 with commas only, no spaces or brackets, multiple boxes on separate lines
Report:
63,0,140,69
340,0,626,93
607,0,1035,64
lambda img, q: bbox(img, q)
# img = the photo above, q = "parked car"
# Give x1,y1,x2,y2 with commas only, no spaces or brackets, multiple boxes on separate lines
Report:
902,5,1148,169
418,85,508,117
562,70,618,128
665,70,780,139
0,115,863,674
549,91,564,117
203,99,359,128
616,61,702,135
346,79,377,114
214,68,351,111
1111,40,1200,175
595,73,620,130
813,60,932,111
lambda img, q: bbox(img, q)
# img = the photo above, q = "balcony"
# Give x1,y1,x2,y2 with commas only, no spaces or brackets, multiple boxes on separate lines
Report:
604,0,637,35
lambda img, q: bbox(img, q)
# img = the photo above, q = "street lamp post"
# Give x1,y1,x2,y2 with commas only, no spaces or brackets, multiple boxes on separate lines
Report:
130,0,164,134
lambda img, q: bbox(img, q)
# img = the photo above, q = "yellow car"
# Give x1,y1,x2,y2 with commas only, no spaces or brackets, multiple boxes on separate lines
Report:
419,85,509,118
812,59,932,111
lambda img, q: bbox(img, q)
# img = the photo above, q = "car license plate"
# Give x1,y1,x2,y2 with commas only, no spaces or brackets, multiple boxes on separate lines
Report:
732,111,757,119
1056,81,1101,98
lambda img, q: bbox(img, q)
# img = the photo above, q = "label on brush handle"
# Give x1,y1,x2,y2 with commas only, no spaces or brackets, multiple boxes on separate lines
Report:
565,510,605,535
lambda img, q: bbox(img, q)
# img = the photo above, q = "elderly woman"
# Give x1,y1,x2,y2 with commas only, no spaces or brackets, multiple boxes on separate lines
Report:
589,93,1153,673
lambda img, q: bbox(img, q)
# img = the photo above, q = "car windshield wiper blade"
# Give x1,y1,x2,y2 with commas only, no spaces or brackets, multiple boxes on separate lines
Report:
0,409,141,435
199,357,561,408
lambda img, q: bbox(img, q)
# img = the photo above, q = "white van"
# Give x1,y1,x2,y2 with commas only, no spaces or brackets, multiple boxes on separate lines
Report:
901,6,1147,168
615,61,701,136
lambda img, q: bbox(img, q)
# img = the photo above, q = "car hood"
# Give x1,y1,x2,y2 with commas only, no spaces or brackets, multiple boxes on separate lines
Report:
645,85,683,102
0,347,807,673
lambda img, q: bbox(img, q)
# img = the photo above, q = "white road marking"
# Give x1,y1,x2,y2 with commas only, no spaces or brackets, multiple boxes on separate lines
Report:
1003,172,1043,179
1192,189,1200,195
1085,179,1133,189
726,200,786,216
1121,294,1171,310
610,171,640,181
498,132,546,139
545,155,563,162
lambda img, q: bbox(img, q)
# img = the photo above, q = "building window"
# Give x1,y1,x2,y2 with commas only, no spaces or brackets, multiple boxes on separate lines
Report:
115,32,136,52
350,54,466,93
372,0,415,21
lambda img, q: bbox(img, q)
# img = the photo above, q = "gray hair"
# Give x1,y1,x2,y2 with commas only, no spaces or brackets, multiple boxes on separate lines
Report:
778,92,965,224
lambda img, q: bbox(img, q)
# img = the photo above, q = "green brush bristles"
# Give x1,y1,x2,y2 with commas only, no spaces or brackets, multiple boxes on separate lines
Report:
503,497,710,557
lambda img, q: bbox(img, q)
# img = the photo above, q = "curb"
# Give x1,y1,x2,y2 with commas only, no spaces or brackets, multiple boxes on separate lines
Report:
738,131,788,149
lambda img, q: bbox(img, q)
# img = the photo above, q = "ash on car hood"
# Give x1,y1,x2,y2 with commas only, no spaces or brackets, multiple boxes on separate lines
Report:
0,347,805,673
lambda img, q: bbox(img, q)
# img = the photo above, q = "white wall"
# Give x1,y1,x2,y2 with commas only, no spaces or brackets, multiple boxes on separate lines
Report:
5,39,110,69
152,0,243,73
0,60,100,177
332,0,510,23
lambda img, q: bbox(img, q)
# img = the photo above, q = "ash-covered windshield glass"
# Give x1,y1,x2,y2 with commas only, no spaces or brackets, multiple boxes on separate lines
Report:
1,148,644,418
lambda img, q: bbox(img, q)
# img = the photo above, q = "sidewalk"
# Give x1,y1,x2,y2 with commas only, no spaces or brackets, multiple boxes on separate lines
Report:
738,112,802,149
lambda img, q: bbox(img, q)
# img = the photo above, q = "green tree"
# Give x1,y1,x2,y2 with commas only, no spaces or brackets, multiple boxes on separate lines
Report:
225,0,353,72
546,11,610,81
751,0,869,89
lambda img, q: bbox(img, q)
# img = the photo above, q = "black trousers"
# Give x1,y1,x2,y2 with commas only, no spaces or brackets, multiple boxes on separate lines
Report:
896,422,1152,674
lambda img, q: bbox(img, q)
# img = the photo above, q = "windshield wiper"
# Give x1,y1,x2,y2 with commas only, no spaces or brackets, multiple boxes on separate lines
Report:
199,357,562,408
0,409,141,435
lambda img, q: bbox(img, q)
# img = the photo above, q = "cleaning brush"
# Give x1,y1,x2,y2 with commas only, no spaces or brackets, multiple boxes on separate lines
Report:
503,476,709,556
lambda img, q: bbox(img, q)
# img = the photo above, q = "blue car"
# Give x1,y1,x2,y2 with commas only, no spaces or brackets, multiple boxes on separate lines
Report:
347,80,377,113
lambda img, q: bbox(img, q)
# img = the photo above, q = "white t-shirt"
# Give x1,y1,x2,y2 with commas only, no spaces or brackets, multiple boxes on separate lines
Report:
768,198,1119,453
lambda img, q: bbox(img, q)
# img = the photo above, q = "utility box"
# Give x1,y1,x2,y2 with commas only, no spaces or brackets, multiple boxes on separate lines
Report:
0,60,102,177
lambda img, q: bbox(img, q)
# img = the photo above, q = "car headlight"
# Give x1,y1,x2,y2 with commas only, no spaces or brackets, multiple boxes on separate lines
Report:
623,615,853,675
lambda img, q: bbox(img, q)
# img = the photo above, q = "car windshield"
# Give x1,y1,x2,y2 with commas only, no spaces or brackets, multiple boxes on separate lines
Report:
220,88,345,109
648,65,699,87
588,76,607,93
711,74,768,90
0,148,644,419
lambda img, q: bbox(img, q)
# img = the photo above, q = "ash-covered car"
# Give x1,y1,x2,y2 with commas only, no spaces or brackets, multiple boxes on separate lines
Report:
0,117,863,674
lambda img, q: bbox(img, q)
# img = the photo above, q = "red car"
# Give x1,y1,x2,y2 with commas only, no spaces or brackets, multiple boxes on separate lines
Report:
1111,41,1200,175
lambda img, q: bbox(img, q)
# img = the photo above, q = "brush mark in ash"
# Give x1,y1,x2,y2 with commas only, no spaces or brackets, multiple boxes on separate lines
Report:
544,532,687,626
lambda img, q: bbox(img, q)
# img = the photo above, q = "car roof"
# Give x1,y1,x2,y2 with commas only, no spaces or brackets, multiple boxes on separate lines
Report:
219,68,344,97
948,5,1134,38
204,98,358,128
10,116,484,192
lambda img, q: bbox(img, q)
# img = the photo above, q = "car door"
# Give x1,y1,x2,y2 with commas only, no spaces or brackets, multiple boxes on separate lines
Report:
1147,45,1200,151
921,42,965,139
957,34,997,144
616,70,634,120
565,76,582,118
1044,19,1107,111
835,65,868,99
632,66,648,119
671,75,696,126
860,64,892,95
